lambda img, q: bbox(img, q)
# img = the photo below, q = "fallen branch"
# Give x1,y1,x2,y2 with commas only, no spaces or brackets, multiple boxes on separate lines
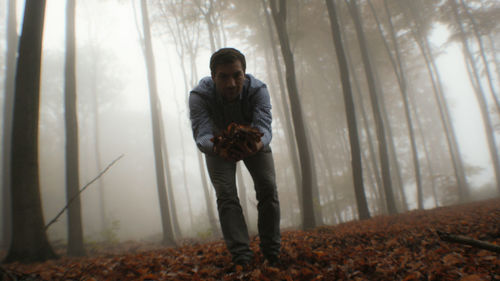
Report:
437,230,500,253
45,154,125,231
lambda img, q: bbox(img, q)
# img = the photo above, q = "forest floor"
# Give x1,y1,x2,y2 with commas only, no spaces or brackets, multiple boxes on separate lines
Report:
1,198,499,280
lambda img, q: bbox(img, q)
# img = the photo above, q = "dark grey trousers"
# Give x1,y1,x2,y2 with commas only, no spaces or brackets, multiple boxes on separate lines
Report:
205,146,280,262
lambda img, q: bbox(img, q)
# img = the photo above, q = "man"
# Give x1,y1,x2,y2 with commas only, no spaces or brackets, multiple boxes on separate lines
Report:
189,48,280,267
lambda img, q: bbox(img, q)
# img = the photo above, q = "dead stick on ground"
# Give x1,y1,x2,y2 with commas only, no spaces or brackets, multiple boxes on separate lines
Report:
45,154,125,231
437,230,500,253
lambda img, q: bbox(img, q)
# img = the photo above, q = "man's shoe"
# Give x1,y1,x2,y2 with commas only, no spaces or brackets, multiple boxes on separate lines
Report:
233,257,252,269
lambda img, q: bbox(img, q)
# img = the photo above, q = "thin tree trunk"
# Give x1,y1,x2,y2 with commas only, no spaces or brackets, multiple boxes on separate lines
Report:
337,7,384,212
270,0,317,229
198,152,220,236
64,0,85,256
1,0,18,251
157,1,220,237
371,66,408,211
158,110,182,239
261,0,302,207
380,0,422,209
139,1,175,246
449,0,500,195
89,54,106,235
402,1,469,203
459,0,500,113
262,25,297,223
170,85,194,231
4,0,58,263
487,35,500,84
347,0,397,214
326,0,370,220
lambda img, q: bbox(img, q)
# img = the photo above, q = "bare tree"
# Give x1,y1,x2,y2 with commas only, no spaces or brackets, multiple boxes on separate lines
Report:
139,0,175,245
449,0,500,195
347,0,397,214
270,0,318,229
367,0,423,209
64,0,85,256
3,0,58,263
325,0,371,220
261,0,302,210
1,0,18,251
155,0,221,237
400,0,470,203
459,0,499,113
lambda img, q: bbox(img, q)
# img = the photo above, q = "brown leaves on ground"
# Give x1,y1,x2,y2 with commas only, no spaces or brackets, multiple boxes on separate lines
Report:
2,198,499,280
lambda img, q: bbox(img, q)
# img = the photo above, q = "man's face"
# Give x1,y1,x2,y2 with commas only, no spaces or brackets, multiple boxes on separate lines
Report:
212,60,245,102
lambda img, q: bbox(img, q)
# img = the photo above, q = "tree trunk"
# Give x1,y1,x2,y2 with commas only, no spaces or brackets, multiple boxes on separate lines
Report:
347,0,397,214
449,0,500,195
326,0,370,220
337,7,385,213
261,0,302,208
3,0,58,263
140,1,175,246
88,52,107,235
157,111,182,239
198,152,220,236
487,35,500,84
401,0,469,203
376,0,422,210
1,0,18,251
64,0,85,257
270,0,317,229
459,0,499,113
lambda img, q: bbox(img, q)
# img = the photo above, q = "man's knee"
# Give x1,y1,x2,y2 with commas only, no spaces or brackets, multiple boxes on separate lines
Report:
255,182,278,202
215,189,240,208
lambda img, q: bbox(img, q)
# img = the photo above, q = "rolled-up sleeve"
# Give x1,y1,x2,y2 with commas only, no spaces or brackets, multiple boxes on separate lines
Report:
189,93,215,155
250,85,273,147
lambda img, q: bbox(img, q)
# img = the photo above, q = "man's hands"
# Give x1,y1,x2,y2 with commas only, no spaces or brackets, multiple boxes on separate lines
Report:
211,123,264,162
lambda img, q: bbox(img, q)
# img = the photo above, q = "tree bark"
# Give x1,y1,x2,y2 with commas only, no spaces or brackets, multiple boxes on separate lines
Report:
377,0,422,209
1,0,18,251
449,0,500,195
157,109,182,239
261,0,302,209
3,0,58,263
140,1,175,246
326,0,370,220
64,0,85,257
64,0,85,256
347,0,397,214
337,6,385,213
402,0,469,203
459,0,499,113
270,0,317,229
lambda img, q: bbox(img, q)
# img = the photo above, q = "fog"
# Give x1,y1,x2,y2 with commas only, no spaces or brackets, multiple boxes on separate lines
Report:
1,0,499,246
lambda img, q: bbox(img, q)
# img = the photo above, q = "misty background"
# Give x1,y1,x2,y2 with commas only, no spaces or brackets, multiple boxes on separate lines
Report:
0,0,498,246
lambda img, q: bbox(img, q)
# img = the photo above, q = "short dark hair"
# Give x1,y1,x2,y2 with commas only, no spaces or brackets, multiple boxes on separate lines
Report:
210,48,246,74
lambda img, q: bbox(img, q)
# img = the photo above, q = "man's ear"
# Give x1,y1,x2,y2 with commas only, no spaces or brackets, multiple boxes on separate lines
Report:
211,72,215,81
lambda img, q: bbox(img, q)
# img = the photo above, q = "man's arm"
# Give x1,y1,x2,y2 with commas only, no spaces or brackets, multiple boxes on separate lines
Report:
250,85,272,148
189,93,215,155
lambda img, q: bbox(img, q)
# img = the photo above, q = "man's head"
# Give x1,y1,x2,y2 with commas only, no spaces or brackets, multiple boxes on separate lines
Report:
210,48,246,102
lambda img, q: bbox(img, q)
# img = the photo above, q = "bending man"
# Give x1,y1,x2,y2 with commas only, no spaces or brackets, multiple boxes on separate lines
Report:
189,48,281,267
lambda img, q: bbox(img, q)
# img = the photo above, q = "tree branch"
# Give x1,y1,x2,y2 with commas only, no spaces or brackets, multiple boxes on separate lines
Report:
45,154,125,231
437,231,500,253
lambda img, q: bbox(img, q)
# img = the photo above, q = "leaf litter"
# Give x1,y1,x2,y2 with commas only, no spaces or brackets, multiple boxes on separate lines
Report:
2,198,499,280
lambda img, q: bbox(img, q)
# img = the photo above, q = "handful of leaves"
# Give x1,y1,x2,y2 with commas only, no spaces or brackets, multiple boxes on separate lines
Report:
211,123,264,161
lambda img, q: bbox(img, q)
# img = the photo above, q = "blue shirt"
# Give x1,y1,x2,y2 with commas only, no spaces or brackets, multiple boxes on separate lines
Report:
189,74,273,155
